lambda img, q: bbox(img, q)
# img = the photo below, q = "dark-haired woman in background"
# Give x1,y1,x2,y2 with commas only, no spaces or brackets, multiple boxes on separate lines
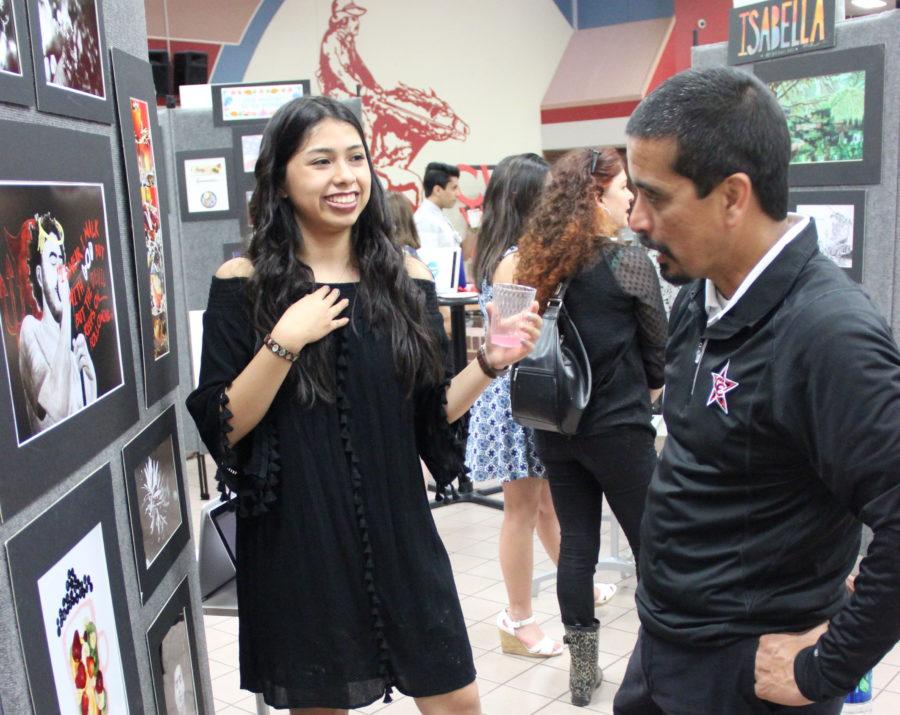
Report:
186,96,540,714
465,154,565,657
516,148,667,707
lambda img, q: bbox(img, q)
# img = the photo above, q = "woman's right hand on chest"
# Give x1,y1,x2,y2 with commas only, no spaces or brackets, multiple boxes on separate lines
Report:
270,286,350,352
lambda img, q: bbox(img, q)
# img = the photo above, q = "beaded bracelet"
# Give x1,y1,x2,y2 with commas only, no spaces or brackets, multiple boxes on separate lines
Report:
263,333,299,363
476,344,508,379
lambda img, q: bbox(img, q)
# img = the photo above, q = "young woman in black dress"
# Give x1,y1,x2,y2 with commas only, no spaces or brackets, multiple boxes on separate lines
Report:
187,97,540,714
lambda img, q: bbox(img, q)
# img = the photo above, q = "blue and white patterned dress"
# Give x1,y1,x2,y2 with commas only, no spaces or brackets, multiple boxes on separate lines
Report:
465,269,546,483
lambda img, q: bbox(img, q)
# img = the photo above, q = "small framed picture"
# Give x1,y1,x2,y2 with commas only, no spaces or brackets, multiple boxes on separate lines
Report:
789,189,865,283
232,121,267,177
0,0,35,107
755,45,884,186
146,578,206,715
121,405,190,603
5,464,144,713
175,149,238,222
212,78,310,126
24,0,113,122
111,48,179,408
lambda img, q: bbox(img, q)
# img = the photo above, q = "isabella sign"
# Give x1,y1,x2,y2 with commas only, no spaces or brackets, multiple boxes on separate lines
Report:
728,0,835,65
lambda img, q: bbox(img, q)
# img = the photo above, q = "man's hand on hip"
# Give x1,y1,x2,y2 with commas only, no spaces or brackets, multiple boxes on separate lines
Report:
754,622,828,706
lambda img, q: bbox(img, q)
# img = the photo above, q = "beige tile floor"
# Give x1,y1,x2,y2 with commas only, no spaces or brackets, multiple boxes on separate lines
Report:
187,459,900,714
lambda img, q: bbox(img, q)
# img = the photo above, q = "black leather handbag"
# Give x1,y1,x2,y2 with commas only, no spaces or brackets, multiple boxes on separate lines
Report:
510,280,591,435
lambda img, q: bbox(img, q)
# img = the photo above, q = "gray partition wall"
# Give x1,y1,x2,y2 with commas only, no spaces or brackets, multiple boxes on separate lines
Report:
693,11,900,337
0,1,213,712
158,108,248,457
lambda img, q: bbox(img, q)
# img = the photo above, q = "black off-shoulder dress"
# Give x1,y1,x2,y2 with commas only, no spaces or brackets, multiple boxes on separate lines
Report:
186,277,475,710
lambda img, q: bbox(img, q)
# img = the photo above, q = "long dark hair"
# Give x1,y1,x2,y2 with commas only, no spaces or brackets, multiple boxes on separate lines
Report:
384,192,420,251
473,153,549,288
516,148,622,307
246,96,443,405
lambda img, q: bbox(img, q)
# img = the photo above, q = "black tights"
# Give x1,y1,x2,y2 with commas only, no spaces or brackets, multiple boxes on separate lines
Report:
537,427,656,627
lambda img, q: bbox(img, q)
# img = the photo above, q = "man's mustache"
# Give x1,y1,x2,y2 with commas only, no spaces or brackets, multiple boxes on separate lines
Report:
636,231,674,258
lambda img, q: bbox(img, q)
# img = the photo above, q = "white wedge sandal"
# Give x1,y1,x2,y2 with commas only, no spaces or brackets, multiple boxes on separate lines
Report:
497,609,564,658
594,582,618,607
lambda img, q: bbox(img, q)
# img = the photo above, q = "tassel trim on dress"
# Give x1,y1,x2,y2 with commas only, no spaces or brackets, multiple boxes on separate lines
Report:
214,388,281,517
334,328,396,700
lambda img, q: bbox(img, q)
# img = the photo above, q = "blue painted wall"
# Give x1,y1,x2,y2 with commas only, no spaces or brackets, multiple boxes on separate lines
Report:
576,0,673,28
553,0,575,26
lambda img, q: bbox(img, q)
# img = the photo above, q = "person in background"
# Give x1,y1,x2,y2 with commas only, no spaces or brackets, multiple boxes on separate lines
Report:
186,96,541,714
614,65,900,715
415,161,466,287
384,191,420,258
516,148,667,707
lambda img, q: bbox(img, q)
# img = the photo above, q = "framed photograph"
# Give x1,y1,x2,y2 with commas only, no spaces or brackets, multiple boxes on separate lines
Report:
212,78,310,126
789,189,865,283
0,0,35,106
0,121,138,521
111,48,178,408
146,578,206,715
121,405,190,604
24,0,113,123
232,121,267,177
754,44,884,186
5,464,144,713
175,149,237,222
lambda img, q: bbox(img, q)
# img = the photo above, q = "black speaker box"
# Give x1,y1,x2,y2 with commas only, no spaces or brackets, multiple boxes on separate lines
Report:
173,51,209,88
148,49,171,98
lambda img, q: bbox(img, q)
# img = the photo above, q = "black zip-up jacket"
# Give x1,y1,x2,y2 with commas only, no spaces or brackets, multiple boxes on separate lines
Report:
636,220,900,700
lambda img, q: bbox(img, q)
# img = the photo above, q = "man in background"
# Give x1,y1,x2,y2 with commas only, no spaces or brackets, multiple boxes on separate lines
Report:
414,162,466,289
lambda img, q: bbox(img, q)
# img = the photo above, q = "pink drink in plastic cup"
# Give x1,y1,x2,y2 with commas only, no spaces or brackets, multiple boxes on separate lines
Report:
489,283,536,348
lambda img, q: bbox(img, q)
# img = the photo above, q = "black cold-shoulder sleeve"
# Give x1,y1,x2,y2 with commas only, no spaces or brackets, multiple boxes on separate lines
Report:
185,277,280,517
411,279,469,492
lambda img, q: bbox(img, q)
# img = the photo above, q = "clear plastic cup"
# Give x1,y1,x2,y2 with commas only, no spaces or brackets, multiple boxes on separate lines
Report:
489,283,536,347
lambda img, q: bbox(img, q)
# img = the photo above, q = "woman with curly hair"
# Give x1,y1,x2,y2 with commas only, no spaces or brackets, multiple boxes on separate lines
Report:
515,147,667,707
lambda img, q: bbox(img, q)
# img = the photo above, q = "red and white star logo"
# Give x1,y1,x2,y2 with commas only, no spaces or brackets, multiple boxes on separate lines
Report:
707,361,739,414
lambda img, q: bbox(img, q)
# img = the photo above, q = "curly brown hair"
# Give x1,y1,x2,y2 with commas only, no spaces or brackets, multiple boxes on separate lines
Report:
515,148,623,308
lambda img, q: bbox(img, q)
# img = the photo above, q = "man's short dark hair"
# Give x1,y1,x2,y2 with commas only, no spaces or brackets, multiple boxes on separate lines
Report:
626,66,790,220
423,162,460,197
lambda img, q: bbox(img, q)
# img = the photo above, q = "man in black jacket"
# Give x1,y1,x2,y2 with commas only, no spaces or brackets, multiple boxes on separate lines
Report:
613,66,900,714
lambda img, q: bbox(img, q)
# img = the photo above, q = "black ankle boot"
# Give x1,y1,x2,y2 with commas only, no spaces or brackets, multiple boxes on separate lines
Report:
563,619,601,707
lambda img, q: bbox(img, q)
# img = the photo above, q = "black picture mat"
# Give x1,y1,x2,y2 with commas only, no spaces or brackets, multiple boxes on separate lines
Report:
211,78,311,127
110,48,179,408
175,148,238,222
0,121,138,521
754,44,884,186
5,464,144,713
789,189,865,283
121,404,190,604
0,0,35,107
24,0,113,123
222,241,246,262
238,175,255,238
147,578,206,715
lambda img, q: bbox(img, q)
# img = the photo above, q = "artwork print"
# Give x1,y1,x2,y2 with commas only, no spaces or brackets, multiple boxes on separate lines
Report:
159,610,198,714
0,0,22,75
129,97,169,359
36,0,104,98
769,70,864,165
137,434,181,568
0,182,124,446
36,523,129,715
799,202,854,267
147,579,205,715
217,80,307,123
240,133,262,172
184,157,229,213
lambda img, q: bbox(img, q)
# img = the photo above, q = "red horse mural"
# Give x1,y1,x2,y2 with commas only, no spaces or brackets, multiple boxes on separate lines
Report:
317,0,469,204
